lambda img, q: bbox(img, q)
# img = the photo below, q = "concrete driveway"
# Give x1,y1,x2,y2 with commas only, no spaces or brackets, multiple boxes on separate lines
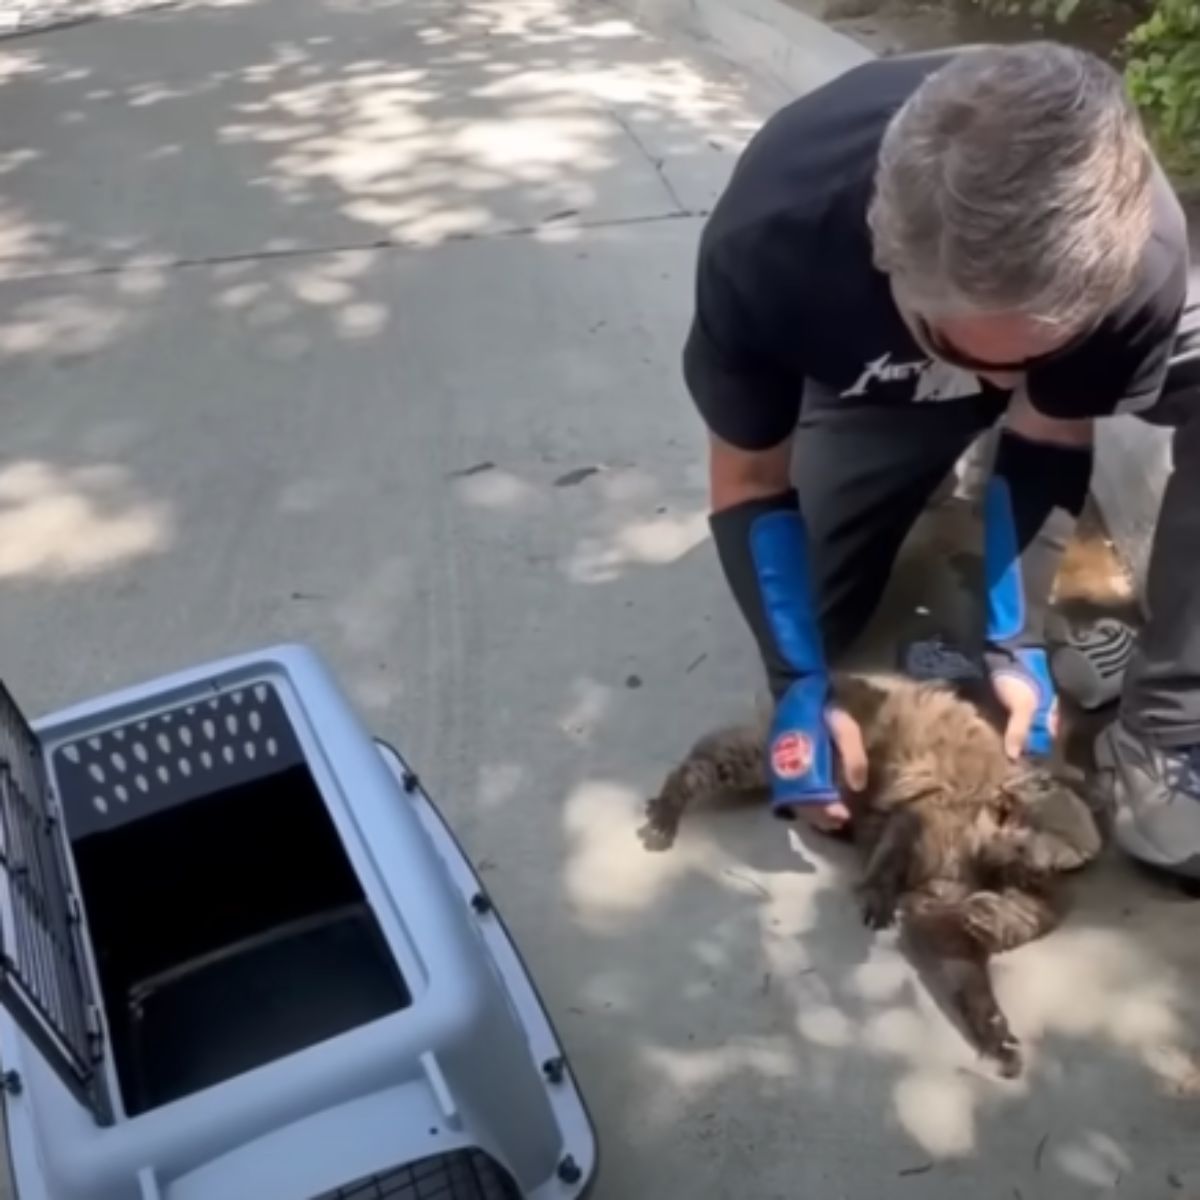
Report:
0,1,1197,1196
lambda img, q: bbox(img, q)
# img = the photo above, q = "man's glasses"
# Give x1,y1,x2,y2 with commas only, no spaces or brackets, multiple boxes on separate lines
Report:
915,316,1091,375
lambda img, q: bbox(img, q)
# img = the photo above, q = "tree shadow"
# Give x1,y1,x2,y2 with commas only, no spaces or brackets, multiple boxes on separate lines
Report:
490,498,1200,1197
0,0,771,709
0,1,1196,1196
0,0,764,266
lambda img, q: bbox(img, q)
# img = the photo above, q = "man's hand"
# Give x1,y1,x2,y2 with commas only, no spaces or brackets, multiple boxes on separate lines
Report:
790,704,868,831
991,664,1060,760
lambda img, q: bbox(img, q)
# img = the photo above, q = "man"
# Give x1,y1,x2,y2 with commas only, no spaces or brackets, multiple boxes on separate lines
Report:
683,42,1200,876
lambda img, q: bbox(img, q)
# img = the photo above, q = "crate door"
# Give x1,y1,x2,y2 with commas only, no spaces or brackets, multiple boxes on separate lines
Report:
0,683,108,1122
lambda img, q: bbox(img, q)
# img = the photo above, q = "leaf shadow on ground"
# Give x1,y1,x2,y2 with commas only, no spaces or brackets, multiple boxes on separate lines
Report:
0,0,763,691
0,2,1197,1197
388,438,1200,1198
517,511,1200,1200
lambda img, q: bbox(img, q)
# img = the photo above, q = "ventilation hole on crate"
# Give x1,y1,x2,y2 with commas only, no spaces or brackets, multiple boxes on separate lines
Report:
161,713,173,723
87,737,102,752
179,726,194,748
200,750,214,770
88,763,106,785
110,751,127,773
185,705,196,717
156,732,171,754
114,784,129,804
248,710,262,733
231,690,245,706
178,758,192,778
136,721,149,734
225,713,239,736
244,741,256,761
62,745,81,764
132,741,149,764
222,745,236,765
254,684,269,704
265,737,279,757
135,774,149,794
112,728,126,742
156,765,170,785
202,718,217,741
207,698,220,711
93,796,108,815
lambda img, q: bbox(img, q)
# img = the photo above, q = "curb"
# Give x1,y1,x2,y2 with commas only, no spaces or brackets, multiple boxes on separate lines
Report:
617,0,870,99
615,0,1167,608
0,0,178,41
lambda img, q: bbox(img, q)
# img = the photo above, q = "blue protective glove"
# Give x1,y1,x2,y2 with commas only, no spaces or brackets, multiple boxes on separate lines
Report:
765,676,839,807
710,493,838,808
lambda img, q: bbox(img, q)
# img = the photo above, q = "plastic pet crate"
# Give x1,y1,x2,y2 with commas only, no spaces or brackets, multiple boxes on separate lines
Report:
0,645,597,1199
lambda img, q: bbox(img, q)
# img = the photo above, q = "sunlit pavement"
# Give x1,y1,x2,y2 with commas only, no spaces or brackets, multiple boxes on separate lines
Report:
0,2,1197,1196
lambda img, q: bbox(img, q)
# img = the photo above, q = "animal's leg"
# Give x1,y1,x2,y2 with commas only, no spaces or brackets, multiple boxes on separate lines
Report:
640,761,707,852
857,810,920,929
639,725,766,852
903,892,1023,1078
959,887,1060,954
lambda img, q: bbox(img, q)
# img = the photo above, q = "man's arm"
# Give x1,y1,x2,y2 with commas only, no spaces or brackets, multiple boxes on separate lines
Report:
705,431,835,804
1006,389,1095,448
684,237,866,816
709,431,794,511
998,208,1187,755
705,431,868,820
983,390,1095,757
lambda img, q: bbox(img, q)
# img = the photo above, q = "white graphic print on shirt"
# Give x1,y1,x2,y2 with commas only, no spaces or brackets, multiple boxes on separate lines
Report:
841,353,983,403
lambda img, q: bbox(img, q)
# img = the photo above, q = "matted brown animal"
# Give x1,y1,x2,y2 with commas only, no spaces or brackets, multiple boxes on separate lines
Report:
639,671,1102,1076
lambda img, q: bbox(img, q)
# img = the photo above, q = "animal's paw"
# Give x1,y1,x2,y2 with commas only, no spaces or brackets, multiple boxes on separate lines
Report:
858,884,897,931
638,800,678,852
1027,833,1093,874
980,1019,1023,1079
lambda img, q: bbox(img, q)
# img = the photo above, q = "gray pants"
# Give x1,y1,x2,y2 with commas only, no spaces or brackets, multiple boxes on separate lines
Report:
793,277,1200,747
1120,285,1200,745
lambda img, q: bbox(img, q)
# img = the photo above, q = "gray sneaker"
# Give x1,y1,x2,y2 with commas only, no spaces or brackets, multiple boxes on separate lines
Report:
1048,617,1136,711
1094,721,1200,880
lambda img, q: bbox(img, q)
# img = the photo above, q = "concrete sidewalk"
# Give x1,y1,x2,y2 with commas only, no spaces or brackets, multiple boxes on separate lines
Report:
0,0,1196,1196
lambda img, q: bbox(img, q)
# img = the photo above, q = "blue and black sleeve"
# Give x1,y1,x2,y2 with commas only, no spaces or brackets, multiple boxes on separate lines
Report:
709,489,837,807
983,429,1093,757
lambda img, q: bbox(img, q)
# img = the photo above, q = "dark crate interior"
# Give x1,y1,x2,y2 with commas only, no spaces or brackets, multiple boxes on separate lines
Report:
70,762,412,1115
314,1149,521,1200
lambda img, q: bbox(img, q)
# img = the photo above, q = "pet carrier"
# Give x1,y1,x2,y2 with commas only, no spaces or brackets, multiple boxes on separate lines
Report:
0,644,597,1199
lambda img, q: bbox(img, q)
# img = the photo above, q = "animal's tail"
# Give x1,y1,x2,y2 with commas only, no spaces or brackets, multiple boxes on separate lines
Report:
639,723,767,852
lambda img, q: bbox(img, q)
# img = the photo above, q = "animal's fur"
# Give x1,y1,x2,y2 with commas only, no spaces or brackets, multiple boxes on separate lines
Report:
639,671,1102,1077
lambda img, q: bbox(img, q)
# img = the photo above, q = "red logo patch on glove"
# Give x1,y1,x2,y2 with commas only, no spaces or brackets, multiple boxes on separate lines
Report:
771,730,813,780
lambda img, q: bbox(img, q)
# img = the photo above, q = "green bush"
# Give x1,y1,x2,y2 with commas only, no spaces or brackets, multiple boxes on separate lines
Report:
1124,0,1200,186
952,0,1200,189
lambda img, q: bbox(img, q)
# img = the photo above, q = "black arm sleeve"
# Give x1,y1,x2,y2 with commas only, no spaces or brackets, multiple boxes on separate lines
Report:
982,429,1093,757
984,429,1094,655
708,488,826,698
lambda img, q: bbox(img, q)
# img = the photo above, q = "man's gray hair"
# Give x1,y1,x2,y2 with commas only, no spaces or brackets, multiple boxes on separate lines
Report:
868,43,1155,330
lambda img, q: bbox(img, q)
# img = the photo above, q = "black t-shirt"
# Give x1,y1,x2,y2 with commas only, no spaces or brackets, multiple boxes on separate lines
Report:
683,50,1191,451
